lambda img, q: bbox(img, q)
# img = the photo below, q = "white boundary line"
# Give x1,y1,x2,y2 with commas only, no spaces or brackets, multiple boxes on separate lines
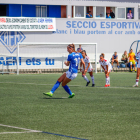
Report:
0,82,140,90
0,131,36,134
0,124,42,134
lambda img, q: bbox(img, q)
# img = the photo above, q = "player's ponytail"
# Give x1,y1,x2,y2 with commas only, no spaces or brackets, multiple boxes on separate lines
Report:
68,44,76,52
81,50,87,56
72,43,75,52
101,53,105,58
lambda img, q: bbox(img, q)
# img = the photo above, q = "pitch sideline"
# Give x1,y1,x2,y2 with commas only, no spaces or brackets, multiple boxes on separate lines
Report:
0,131,36,134
0,124,88,140
0,82,139,90
0,124,42,133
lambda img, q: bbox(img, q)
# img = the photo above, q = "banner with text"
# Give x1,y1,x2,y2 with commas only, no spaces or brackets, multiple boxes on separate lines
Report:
0,17,56,31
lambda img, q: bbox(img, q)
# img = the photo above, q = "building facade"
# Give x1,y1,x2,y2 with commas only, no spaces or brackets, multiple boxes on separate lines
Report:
0,0,140,70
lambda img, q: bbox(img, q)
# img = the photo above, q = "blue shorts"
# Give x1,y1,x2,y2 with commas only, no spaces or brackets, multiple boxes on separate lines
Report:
66,71,77,80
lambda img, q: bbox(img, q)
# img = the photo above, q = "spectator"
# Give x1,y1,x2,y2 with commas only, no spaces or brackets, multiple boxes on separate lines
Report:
110,9,115,18
120,51,128,68
111,52,119,68
121,51,128,63
77,44,83,52
128,49,136,72
96,14,102,17
86,11,92,18
127,10,133,19
106,13,111,19
76,12,81,17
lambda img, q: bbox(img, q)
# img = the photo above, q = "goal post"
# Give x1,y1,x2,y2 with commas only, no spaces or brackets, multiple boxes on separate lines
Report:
0,44,18,75
129,40,140,54
16,42,97,75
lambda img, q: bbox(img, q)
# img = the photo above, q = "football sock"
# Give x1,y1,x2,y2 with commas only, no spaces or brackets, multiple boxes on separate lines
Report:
50,81,61,94
63,85,72,95
106,76,109,85
108,77,110,85
83,75,89,82
136,79,139,86
91,76,94,84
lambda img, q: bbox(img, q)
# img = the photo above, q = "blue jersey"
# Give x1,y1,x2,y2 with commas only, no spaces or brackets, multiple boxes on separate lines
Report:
113,54,118,59
67,52,83,73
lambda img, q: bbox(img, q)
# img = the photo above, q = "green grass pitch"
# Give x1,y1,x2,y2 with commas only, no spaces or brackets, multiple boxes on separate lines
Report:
0,72,140,140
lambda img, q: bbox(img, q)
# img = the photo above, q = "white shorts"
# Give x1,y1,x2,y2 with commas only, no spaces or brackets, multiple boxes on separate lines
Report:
108,67,112,72
83,67,93,73
66,71,77,80
105,66,112,72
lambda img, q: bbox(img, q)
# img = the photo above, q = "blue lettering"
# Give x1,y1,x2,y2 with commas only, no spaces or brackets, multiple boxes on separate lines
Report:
91,22,96,28
117,22,121,29
127,22,131,29
132,22,134,29
38,18,44,23
26,59,31,65
122,22,127,29
83,21,88,28
49,59,54,65
101,22,105,28
6,57,12,65
66,21,71,28
89,22,91,28
32,58,36,65
36,59,41,65
13,57,21,65
115,31,123,34
2,61,6,66
19,57,21,65
137,31,140,34
74,29,78,34
66,21,97,29
0,57,4,65
135,22,140,29
13,57,16,65
106,22,110,28
15,32,21,46
9,31,14,46
72,21,77,28
111,22,116,28
77,21,82,28
45,18,53,23
45,58,49,65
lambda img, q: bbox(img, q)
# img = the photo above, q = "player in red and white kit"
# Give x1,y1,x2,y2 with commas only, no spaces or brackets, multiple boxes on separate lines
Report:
99,53,112,87
80,50,95,87
133,51,140,87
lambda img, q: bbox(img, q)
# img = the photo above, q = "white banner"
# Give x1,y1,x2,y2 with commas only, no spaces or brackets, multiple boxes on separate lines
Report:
0,17,56,31
0,56,67,69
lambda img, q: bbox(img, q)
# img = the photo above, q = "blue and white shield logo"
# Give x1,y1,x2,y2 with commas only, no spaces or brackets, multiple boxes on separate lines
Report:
0,31,26,54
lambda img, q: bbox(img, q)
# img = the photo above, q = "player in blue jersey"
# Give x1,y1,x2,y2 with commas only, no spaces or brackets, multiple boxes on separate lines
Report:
43,44,85,98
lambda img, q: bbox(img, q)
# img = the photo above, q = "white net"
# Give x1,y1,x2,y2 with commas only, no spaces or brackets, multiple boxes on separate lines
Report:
0,43,97,74
0,44,17,74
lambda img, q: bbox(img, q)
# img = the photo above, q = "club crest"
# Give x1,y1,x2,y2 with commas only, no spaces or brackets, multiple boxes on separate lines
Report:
0,31,26,54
